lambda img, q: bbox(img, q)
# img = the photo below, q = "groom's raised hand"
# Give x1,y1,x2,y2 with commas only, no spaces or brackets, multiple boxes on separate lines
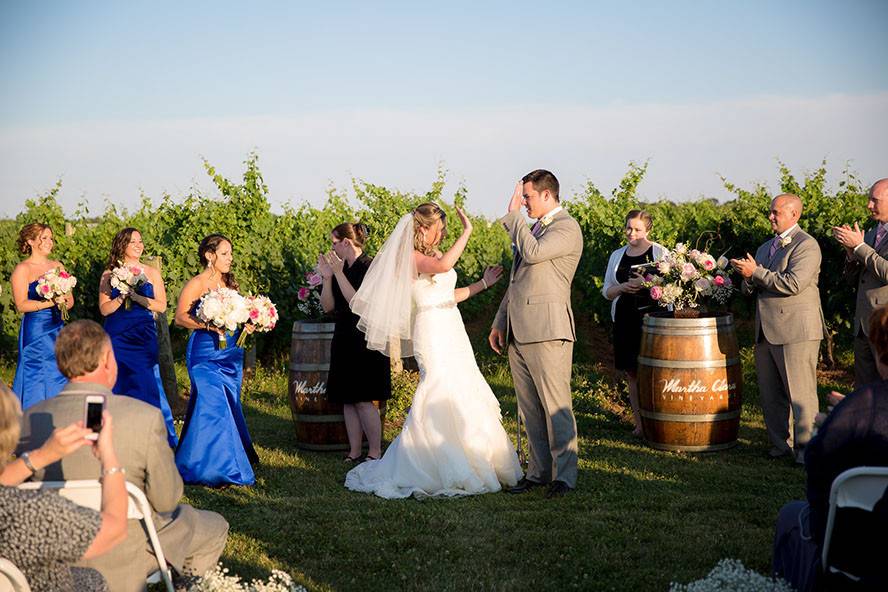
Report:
507,181,523,214
488,327,505,355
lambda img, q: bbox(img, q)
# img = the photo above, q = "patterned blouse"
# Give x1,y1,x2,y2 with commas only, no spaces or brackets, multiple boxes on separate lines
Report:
0,486,108,592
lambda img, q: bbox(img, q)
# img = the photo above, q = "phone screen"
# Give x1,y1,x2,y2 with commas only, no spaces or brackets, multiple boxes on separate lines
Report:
86,401,103,433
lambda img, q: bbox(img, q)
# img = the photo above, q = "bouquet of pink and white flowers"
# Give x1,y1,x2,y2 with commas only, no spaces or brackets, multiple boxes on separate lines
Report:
36,267,77,321
109,262,148,309
642,243,734,312
296,269,325,319
195,287,250,349
236,295,279,347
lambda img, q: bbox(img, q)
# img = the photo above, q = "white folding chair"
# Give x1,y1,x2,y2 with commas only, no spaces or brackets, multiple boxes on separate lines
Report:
0,558,31,592
18,479,175,592
821,466,888,585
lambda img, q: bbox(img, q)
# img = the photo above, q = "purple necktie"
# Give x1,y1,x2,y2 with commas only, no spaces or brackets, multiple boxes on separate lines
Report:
874,225,886,251
768,235,781,259
531,220,543,236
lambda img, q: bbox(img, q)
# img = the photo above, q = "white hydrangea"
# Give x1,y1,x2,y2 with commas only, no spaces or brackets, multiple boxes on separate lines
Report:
669,558,794,592
187,564,307,592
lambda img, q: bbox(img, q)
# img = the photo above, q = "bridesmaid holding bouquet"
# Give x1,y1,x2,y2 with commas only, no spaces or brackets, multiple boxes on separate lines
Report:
10,223,72,409
174,234,258,486
99,227,177,447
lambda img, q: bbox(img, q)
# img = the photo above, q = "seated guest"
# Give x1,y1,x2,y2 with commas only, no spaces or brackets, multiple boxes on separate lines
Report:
0,380,128,592
16,320,229,592
772,307,888,591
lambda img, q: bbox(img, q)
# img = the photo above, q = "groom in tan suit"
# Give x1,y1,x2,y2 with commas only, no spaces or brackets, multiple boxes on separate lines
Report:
833,178,888,387
489,170,583,498
17,320,229,591
731,194,823,463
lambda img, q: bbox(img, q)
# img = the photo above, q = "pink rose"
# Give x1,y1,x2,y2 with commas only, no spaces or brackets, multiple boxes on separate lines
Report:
714,275,725,286
298,287,310,301
308,273,323,287
650,286,663,300
270,306,277,316
250,309,260,320
59,271,71,279
130,266,143,275
703,259,715,270
40,285,50,294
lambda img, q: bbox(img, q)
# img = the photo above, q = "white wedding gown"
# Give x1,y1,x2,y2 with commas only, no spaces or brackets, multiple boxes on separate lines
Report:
345,269,523,499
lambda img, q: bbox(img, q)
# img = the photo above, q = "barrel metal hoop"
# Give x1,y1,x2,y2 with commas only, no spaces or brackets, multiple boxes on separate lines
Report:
643,327,725,336
292,322,335,333
644,440,738,452
290,363,331,371
639,409,741,422
643,315,734,328
637,356,739,369
294,414,344,423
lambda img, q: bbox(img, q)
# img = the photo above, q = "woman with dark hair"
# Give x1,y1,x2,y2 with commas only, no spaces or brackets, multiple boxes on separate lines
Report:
10,223,71,409
602,210,667,436
98,227,176,447
173,234,258,486
318,222,392,462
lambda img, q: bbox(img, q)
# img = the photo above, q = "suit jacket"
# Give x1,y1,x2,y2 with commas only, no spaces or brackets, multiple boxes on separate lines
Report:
846,226,888,336
743,226,824,344
493,208,583,344
16,381,200,574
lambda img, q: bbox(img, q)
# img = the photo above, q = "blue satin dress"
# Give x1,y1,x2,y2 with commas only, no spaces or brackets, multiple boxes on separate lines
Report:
11,281,67,410
175,317,258,486
104,282,177,448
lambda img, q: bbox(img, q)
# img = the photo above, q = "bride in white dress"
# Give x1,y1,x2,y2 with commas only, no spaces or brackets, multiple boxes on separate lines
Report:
344,203,523,499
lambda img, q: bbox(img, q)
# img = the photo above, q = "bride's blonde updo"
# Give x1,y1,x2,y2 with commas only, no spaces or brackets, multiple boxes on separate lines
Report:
412,203,446,256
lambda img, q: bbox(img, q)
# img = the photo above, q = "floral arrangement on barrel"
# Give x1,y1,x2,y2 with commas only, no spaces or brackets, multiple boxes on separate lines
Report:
36,267,77,321
295,268,325,319
195,287,277,349
641,243,734,315
109,261,148,310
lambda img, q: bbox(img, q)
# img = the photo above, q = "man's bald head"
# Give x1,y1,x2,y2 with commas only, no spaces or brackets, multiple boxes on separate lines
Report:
769,193,802,234
867,178,888,223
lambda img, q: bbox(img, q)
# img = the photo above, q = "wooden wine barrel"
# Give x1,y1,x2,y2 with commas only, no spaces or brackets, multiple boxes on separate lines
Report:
288,320,387,451
637,312,743,452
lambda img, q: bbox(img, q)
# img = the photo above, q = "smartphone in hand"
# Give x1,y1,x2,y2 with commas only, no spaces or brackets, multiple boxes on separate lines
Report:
83,395,105,441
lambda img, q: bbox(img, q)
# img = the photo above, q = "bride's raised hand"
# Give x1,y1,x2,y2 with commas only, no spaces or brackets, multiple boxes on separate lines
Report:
482,265,503,288
316,253,334,279
455,207,473,234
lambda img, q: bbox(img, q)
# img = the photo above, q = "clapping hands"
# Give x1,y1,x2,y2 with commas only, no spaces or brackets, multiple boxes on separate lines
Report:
317,252,343,278
832,222,865,255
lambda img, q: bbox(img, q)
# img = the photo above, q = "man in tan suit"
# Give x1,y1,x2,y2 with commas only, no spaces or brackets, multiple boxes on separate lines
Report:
833,178,888,387
17,320,228,591
731,194,823,463
489,169,583,498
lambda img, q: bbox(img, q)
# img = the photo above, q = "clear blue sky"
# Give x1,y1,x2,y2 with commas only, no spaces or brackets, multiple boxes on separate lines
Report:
1,1,887,215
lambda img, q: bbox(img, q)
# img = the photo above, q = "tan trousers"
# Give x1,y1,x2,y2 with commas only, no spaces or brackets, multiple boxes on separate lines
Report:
508,339,578,488
754,339,821,453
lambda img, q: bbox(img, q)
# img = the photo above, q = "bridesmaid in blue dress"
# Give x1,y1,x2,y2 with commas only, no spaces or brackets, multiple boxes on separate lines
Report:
99,227,177,448
10,223,71,410
173,234,258,486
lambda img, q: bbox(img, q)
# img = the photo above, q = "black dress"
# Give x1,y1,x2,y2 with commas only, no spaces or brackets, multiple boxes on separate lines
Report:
613,246,657,372
326,254,392,403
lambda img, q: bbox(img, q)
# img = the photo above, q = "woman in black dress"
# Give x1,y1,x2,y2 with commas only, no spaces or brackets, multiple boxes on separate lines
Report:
318,222,392,462
602,210,666,436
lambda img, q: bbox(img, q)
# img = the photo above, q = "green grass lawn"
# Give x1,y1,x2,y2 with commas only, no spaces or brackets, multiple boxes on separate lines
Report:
2,339,852,591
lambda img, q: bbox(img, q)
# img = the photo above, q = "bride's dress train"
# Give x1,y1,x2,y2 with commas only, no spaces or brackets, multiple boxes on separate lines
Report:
345,269,522,499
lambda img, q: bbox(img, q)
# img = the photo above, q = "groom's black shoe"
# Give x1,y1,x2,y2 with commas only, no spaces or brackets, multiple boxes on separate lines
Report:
506,478,545,494
545,481,572,499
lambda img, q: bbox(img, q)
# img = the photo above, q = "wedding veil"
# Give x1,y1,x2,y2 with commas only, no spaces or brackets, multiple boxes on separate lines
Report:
350,213,416,358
